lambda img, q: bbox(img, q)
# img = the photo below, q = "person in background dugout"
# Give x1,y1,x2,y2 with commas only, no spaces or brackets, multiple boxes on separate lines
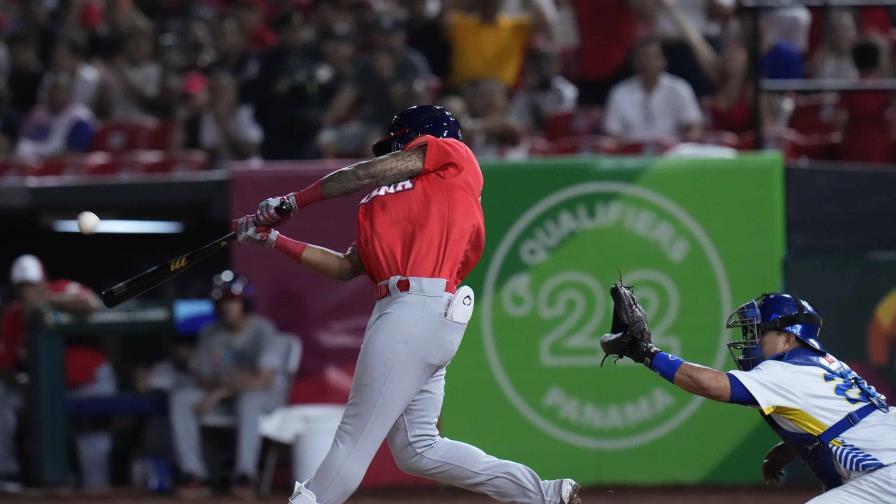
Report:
0,254,114,493
169,271,285,500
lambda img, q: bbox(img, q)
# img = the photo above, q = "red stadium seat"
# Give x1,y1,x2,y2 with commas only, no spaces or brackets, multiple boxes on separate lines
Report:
90,122,145,152
585,135,619,154
91,120,174,152
551,136,585,155
112,150,165,174
837,91,893,164
778,130,842,161
737,132,757,151
789,102,837,134
167,150,208,172
82,152,119,176
33,157,68,176
136,150,207,173
528,135,617,156
5,159,42,177
787,99,840,159
700,130,740,149
542,112,575,142
527,136,556,156
145,121,176,150
615,139,677,155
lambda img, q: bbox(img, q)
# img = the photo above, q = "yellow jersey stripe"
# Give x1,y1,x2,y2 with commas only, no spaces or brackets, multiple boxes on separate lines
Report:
764,406,830,437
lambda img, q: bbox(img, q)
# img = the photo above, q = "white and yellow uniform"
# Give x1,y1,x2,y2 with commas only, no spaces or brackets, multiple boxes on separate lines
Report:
730,347,896,503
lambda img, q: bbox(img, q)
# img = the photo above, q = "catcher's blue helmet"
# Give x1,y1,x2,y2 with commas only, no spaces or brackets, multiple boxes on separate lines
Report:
371,105,462,157
726,293,824,370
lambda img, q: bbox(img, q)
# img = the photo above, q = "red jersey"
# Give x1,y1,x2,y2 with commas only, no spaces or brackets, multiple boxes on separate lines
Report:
0,279,105,388
355,135,485,290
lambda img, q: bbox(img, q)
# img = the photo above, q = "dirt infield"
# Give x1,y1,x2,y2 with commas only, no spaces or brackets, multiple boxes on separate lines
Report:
5,485,819,503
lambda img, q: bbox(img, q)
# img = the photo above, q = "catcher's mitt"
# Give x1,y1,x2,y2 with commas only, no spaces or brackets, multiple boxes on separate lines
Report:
599,281,659,366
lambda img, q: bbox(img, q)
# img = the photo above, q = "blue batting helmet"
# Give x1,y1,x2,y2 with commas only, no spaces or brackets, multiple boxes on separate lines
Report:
726,293,824,370
371,105,462,157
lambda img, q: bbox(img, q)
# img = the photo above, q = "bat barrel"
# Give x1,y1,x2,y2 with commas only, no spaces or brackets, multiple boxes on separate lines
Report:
100,232,236,308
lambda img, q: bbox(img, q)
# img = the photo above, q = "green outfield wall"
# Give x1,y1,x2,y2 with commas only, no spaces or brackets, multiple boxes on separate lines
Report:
442,153,786,485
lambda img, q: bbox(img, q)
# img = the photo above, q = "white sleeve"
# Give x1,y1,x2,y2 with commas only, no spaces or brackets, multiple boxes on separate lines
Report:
676,81,703,125
603,87,625,136
190,327,215,376
554,76,579,112
198,112,217,149
728,361,802,414
233,105,264,145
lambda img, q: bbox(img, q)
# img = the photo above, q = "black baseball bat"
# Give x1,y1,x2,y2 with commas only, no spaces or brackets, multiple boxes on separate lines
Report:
101,200,292,308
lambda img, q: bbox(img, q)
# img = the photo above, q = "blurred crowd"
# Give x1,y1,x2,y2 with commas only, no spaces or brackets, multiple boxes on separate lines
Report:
0,0,896,170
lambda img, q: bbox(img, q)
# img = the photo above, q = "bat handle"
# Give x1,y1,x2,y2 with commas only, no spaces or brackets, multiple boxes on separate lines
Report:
275,199,293,216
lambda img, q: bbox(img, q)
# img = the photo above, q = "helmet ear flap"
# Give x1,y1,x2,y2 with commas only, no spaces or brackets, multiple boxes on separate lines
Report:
756,293,825,354
372,137,393,157
372,128,412,157
371,105,462,156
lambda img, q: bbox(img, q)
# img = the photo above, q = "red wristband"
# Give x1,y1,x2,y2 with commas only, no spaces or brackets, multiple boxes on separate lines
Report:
294,180,323,208
273,235,308,261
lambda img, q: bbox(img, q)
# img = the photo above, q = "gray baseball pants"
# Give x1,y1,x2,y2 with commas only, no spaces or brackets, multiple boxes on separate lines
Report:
169,386,279,479
303,277,566,504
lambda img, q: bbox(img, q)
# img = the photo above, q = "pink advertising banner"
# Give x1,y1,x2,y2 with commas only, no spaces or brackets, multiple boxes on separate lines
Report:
231,161,373,383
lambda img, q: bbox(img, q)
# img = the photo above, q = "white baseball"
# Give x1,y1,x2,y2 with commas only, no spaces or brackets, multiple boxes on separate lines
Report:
77,211,100,235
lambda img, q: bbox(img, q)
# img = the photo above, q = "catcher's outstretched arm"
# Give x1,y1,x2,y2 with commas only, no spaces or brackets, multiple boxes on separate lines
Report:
600,280,738,404
650,355,757,405
666,361,731,402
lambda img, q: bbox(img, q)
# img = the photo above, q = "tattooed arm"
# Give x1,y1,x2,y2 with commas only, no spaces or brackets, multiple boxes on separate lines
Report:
254,145,427,225
316,145,426,199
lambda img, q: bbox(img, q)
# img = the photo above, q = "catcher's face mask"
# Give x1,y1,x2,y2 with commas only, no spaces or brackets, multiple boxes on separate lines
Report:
726,300,764,371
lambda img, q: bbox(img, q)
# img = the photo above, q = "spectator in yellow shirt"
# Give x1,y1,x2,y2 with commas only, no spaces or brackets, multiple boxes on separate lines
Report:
445,0,558,88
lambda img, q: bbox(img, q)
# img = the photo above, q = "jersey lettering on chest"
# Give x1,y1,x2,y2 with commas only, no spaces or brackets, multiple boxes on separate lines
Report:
360,179,415,205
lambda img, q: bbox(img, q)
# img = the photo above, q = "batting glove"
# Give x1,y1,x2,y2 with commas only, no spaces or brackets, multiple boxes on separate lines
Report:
234,215,279,247
255,194,297,227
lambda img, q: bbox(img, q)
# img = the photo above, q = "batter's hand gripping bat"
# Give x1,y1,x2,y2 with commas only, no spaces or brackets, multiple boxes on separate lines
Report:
101,200,292,308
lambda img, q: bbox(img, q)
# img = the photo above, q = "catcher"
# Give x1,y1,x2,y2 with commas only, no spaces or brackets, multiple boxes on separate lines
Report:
601,284,896,504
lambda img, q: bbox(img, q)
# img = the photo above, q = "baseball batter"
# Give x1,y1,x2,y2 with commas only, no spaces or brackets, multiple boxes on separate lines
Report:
233,106,581,504
601,287,896,503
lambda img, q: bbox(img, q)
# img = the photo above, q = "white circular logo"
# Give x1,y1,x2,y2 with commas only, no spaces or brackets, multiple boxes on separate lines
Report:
481,182,732,449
